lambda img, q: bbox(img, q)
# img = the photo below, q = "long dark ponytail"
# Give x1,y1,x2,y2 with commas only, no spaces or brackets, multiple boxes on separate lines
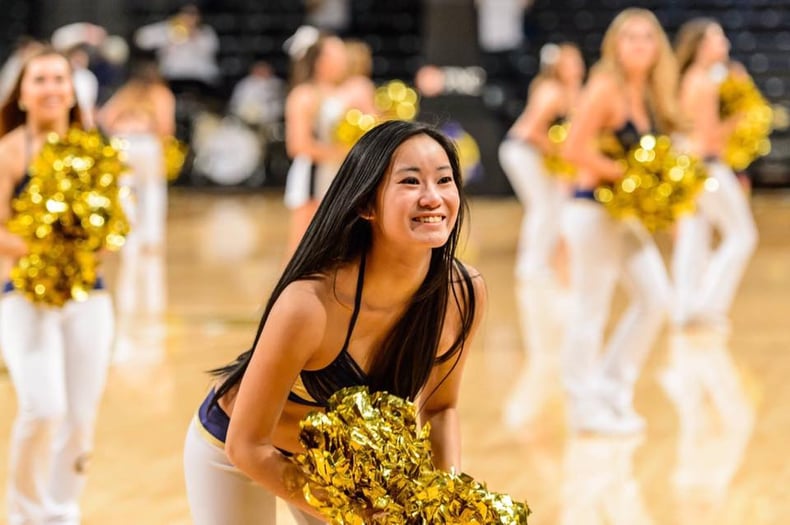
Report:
211,120,476,406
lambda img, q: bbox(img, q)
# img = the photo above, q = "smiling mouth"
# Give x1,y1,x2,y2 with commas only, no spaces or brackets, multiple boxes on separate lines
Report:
413,215,444,224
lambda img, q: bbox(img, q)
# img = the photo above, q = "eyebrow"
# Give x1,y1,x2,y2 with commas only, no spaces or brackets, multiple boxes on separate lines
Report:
394,164,452,173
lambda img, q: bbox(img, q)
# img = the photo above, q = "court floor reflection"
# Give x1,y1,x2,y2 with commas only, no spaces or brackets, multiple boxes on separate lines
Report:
660,329,756,525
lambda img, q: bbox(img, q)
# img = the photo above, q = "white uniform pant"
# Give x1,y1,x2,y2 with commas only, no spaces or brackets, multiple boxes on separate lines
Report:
0,292,114,525
499,139,567,280
672,161,758,324
561,201,670,404
183,418,324,525
119,134,167,249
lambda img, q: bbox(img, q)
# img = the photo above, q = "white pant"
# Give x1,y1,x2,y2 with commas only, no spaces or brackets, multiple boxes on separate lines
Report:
672,161,758,324
119,134,167,249
183,418,325,525
561,201,670,405
0,292,114,525
499,139,567,280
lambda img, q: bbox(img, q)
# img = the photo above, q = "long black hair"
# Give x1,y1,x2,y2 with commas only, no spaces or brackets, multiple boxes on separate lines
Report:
211,120,477,405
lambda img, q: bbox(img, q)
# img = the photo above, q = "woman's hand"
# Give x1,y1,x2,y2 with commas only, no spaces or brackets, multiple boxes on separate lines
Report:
598,158,626,182
0,230,28,259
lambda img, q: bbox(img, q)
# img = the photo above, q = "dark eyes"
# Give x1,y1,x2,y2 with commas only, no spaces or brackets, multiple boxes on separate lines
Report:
398,175,454,185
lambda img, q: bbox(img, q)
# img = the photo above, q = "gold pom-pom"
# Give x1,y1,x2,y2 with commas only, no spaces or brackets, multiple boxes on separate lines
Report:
543,120,577,178
7,128,130,307
374,80,419,121
719,74,773,171
162,135,189,181
333,80,420,148
295,387,531,524
334,108,379,147
595,134,708,232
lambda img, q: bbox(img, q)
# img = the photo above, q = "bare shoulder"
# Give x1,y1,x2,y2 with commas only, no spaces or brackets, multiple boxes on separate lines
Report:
286,83,319,107
0,127,27,180
274,278,329,326
451,260,487,311
586,70,619,97
532,78,563,102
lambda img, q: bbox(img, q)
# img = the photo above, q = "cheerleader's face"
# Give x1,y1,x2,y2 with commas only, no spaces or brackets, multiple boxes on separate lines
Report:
315,37,348,85
615,16,659,76
558,48,585,87
19,54,75,123
371,134,460,250
700,24,730,64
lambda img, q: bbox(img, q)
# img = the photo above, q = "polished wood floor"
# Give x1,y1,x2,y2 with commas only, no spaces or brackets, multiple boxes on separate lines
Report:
1,189,789,524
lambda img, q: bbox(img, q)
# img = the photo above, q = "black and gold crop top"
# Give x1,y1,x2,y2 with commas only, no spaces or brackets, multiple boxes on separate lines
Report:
287,253,369,408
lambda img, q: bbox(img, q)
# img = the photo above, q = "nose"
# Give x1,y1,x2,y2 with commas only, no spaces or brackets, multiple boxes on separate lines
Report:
418,182,441,209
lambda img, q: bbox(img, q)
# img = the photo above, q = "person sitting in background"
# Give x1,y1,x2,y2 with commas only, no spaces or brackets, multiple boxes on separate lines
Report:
228,61,285,132
134,4,220,97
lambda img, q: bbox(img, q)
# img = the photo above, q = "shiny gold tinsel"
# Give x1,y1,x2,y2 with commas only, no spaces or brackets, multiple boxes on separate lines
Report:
595,134,707,232
7,128,129,307
295,387,530,524
334,80,420,147
543,121,576,178
163,135,189,181
333,109,379,147
374,80,419,121
719,74,773,171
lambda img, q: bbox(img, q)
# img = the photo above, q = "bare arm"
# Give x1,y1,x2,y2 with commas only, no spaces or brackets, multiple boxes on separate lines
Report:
417,265,487,472
684,72,727,158
285,85,345,163
0,135,29,258
562,72,624,183
224,282,327,519
511,81,564,154
153,86,177,137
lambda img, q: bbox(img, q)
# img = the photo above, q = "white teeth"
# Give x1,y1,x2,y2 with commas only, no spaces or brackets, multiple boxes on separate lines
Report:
415,216,442,223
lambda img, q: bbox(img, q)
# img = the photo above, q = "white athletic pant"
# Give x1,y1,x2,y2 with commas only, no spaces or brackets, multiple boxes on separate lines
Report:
183,418,325,525
119,134,167,249
0,292,114,525
499,139,567,280
672,160,758,324
561,201,670,404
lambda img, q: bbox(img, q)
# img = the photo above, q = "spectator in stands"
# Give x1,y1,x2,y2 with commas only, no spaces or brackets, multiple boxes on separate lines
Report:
228,61,285,131
134,4,220,97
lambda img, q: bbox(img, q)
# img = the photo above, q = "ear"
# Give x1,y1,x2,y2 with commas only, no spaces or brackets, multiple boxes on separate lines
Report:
357,205,375,221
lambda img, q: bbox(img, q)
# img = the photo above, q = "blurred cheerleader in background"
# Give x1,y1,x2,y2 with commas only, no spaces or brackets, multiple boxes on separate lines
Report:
671,19,758,332
99,59,176,252
99,60,176,344
498,42,584,283
498,42,585,428
560,9,677,434
0,47,114,525
282,26,350,258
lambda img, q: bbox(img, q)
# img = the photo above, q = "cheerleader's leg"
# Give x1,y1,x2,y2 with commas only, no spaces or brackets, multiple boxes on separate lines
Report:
183,418,278,525
671,212,712,325
46,292,114,524
600,221,670,415
0,294,67,525
694,161,758,321
560,202,621,414
499,139,564,280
